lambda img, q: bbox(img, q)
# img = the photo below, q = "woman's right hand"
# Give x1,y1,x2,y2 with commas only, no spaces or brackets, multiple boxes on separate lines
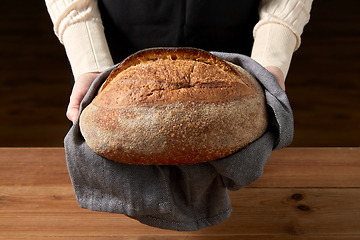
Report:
66,72,101,123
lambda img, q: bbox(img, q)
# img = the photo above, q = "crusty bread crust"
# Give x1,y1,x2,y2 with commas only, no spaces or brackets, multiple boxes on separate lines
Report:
80,47,268,165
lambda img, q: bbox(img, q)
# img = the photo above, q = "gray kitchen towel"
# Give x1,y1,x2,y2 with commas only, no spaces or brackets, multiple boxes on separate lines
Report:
64,51,293,231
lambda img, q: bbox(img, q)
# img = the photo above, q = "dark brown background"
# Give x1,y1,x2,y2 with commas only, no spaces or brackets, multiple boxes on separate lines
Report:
0,0,359,147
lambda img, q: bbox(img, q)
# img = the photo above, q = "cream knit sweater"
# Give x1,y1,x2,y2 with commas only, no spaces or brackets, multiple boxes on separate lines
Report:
45,0,312,80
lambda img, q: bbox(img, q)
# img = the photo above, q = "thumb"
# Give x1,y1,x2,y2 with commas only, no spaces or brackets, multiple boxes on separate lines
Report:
66,72,101,123
66,101,80,123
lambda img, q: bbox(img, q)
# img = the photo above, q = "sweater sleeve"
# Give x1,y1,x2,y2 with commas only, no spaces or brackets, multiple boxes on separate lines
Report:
44,0,114,79
45,0,312,80
251,0,313,79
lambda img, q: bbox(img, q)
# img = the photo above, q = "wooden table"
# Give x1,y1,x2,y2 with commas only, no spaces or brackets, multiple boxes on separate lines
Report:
1,148,359,239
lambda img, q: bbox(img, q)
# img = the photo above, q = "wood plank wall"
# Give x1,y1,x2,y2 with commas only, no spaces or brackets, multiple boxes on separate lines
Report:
0,0,359,147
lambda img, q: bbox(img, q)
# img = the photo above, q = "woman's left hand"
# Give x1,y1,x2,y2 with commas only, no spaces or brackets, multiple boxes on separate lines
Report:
265,66,285,91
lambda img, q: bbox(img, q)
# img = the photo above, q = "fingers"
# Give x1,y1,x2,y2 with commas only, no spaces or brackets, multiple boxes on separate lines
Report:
66,72,101,123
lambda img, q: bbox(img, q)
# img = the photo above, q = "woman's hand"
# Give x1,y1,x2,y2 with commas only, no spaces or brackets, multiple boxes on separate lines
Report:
66,72,101,123
265,66,285,91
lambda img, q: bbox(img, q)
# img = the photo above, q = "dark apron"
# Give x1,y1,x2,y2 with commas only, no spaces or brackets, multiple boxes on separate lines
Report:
98,0,260,64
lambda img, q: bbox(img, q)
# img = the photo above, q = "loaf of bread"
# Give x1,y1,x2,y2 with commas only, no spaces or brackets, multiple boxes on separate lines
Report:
79,47,268,165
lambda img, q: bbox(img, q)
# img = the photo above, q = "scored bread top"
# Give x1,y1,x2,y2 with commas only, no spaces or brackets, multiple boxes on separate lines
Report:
94,47,259,108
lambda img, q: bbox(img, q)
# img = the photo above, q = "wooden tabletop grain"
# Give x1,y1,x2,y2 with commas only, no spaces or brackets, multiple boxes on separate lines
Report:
1,147,359,239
